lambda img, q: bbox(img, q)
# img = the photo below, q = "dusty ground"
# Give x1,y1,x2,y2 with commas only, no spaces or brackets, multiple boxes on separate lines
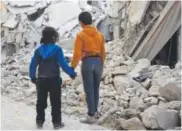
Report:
1,96,107,130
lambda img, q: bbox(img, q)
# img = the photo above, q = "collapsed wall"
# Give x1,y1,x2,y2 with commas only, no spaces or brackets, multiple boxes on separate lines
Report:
0,0,107,61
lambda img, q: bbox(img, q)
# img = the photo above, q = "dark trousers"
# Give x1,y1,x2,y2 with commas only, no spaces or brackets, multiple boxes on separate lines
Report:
36,76,62,124
81,57,103,116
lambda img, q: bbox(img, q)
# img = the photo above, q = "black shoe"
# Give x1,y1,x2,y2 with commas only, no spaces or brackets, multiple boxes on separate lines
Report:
53,122,65,130
36,122,43,129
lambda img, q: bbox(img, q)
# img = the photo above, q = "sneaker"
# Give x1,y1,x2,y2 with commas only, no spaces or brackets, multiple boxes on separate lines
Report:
80,116,96,124
95,112,101,119
53,122,65,130
36,122,43,129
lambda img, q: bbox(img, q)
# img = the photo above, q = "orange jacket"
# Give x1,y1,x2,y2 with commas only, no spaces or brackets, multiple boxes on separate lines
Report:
71,25,106,69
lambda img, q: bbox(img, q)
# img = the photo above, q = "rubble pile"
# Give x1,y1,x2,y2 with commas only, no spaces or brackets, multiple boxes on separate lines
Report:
62,41,181,130
1,40,181,130
1,0,106,61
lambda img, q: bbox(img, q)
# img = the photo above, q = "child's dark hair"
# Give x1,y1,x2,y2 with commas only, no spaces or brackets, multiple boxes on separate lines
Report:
78,11,92,25
40,26,59,44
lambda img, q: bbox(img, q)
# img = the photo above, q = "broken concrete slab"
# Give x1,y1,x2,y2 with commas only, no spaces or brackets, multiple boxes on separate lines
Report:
140,105,161,129
111,65,131,76
118,117,146,130
78,0,93,11
0,12,11,24
44,2,81,29
58,18,79,37
156,109,180,129
5,0,37,7
128,1,150,25
159,83,181,101
3,18,19,29
5,1,47,15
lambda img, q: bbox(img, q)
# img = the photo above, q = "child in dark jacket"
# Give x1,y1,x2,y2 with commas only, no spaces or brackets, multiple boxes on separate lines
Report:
29,26,76,129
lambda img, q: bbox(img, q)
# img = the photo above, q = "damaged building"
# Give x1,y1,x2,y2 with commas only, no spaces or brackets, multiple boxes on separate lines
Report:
107,1,181,68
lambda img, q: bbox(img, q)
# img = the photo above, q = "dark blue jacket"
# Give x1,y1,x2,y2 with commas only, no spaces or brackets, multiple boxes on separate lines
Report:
29,44,76,80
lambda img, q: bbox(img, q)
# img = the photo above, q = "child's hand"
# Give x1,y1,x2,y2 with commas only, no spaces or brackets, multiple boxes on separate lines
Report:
71,73,77,80
31,78,37,85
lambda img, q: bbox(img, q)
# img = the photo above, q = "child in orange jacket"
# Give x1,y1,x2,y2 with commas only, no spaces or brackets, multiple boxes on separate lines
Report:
71,12,106,124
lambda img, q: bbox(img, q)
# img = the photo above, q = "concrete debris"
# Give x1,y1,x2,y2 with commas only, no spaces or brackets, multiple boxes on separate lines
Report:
159,82,181,101
43,2,81,29
128,1,150,25
118,117,146,130
1,39,181,130
140,105,161,129
144,97,158,105
165,101,181,111
156,109,180,130
5,0,37,7
2,18,18,28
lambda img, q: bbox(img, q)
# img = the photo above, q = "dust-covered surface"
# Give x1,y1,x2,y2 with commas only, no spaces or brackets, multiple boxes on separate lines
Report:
1,96,107,130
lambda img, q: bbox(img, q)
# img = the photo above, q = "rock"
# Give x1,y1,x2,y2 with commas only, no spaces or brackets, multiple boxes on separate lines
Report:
101,91,117,98
149,85,160,97
158,101,167,109
125,108,140,117
24,87,36,97
144,97,158,105
165,101,181,111
64,106,85,115
140,105,161,129
117,107,125,117
104,75,111,85
152,68,176,88
19,66,29,76
175,61,182,70
75,84,83,94
122,59,135,66
3,18,19,29
129,97,145,110
156,109,180,129
69,92,78,100
1,69,10,77
72,77,82,88
67,99,79,106
141,78,151,90
78,93,85,102
158,96,167,102
159,83,181,101
136,87,149,98
118,117,146,130
129,58,151,77
111,65,130,75
113,75,131,90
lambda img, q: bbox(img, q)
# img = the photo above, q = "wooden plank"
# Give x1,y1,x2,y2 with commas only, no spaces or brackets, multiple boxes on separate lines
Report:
130,14,159,56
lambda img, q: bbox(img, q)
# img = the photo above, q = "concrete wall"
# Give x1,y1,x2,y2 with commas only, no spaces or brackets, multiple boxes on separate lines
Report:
128,1,150,25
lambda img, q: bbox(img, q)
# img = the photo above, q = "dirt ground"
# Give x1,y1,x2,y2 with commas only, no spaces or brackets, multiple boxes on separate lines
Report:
1,96,107,130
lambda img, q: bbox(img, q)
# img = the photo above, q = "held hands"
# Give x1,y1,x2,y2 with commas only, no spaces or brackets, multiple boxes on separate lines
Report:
31,78,37,85
70,72,77,80
70,67,77,80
